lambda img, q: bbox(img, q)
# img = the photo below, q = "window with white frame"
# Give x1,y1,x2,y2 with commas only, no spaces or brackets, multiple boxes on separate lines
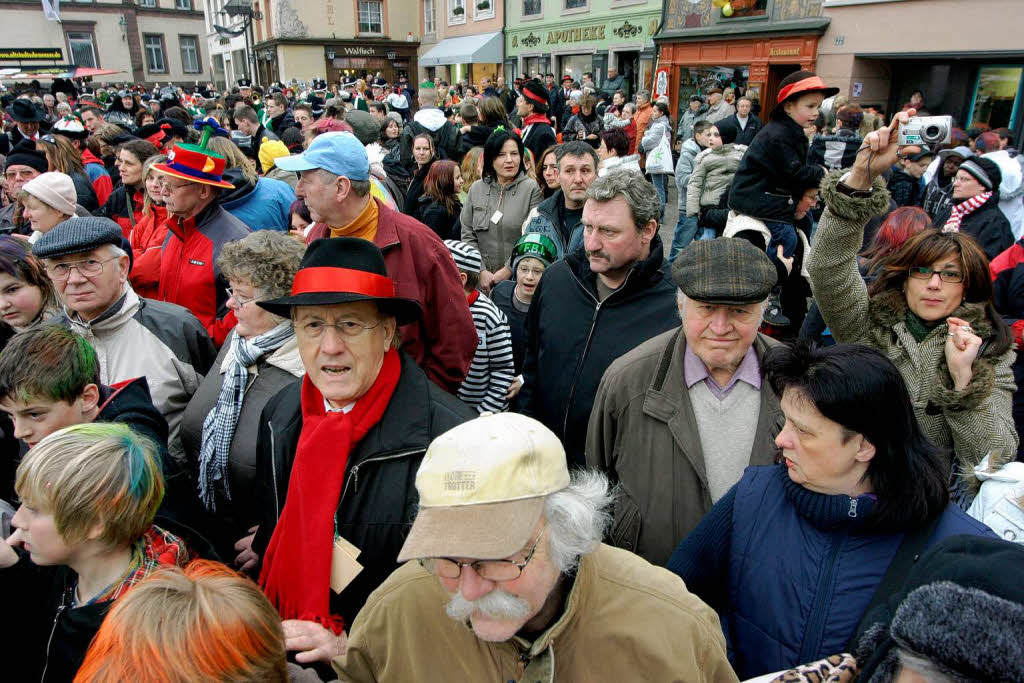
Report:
180,35,200,73
449,0,466,24
144,34,166,72
424,0,435,34
139,0,156,7
358,0,383,34
523,0,541,16
474,0,494,19
66,31,97,68
175,0,192,9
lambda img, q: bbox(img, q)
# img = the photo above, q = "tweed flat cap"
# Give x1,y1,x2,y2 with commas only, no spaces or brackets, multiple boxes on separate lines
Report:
33,216,123,260
672,237,777,305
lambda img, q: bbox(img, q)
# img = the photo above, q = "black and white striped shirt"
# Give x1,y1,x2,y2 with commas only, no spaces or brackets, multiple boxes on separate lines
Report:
458,290,516,414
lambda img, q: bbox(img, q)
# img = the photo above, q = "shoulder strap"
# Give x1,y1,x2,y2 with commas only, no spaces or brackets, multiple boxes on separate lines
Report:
846,514,943,651
652,329,682,393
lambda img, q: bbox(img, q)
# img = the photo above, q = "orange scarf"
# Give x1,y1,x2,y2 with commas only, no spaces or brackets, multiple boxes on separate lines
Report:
329,197,378,241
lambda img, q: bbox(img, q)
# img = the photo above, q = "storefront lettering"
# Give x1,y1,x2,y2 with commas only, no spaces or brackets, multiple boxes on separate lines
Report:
546,25,605,45
769,47,801,56
343,46,377,56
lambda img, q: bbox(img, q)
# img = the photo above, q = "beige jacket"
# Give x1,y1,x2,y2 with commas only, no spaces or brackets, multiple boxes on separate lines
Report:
586,327,783,565
461,173,543,272
333,543,738,683
808,170,1019,477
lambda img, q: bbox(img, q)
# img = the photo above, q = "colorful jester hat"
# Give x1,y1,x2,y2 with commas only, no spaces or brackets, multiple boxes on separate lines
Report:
151,117,234,189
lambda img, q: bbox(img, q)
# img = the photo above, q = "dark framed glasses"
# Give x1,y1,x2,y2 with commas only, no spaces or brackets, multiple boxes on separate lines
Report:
420,528,546,582
907,266,964,284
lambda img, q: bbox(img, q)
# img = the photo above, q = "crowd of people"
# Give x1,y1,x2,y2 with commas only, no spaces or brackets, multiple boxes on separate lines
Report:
0,69,1022,682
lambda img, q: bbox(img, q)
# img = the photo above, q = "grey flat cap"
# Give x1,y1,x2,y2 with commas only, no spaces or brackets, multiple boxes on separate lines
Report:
33,216,123,260
672,237,777,305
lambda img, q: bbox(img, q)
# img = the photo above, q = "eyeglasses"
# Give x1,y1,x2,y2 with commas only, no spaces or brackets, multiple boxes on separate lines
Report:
45,256,117,282
298,318,382,339
159,179,193,192
226,286,260,306
908,266,965,284
420,528,547,582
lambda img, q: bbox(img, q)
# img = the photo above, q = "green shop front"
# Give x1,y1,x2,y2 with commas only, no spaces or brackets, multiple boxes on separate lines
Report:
505,11,661,96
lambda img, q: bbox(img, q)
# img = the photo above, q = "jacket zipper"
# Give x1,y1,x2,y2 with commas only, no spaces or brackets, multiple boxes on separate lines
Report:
41,596,67,682
269,424,280,521
561,268,635,439
798,532,846,663
335,448,424,516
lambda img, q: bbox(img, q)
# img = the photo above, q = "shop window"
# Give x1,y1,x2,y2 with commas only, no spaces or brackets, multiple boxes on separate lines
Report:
523,0,541,17
676,66,751,116
523,56,543,79
358,0,383,34
968,66,1023,131
449,0,466,24
424,0,436,34
66,31,98,69
474,0,494,20
716,0,768,20
560,55,591,85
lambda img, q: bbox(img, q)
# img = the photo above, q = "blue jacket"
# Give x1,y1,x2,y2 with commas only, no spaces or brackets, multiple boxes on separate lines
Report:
220,172,295,231
669,465,995,680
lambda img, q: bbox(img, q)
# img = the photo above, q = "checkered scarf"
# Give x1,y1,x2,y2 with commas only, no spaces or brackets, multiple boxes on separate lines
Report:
942,191,991,233
198,321,294,510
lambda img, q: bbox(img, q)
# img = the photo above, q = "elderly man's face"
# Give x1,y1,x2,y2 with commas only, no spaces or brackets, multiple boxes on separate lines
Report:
294,301,396,407
679,295,762,382
296,169,344,223
4,164,41,200
438,520,561,642
47,246,129,322
736,99,751,117
582,196,655,281
159,176,212,217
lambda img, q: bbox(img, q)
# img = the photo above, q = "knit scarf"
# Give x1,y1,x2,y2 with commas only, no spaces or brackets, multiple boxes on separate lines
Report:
330,196,378,241
942,191,991,233
198,321,294,510
259,349,401,634
904,310,943,343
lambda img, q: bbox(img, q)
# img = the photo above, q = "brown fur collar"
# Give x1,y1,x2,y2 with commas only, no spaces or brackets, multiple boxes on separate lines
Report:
868,288,994,341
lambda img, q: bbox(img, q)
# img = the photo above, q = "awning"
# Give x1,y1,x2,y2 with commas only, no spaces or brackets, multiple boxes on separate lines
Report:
420,32,502,67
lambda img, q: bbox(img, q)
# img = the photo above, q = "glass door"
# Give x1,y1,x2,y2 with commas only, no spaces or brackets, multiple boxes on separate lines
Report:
968,65,1023,130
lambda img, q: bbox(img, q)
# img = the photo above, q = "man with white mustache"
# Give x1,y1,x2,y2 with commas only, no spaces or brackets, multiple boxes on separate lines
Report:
333,412,736,682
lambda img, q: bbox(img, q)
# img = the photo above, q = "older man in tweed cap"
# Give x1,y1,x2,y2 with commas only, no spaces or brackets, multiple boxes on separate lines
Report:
586,237,785,565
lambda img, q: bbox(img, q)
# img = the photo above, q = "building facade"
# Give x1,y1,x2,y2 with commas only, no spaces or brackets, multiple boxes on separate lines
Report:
817,0,1024,136
418,0,504,86
504,0,662,96
203,0,250,91
249,0,420,86
656,0,829,121
0,0,209,86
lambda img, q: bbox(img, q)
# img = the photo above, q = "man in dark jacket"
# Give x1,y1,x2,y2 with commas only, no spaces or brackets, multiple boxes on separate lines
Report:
279,131,477,394
924,146,971,222
519,170,678,467
265,92,296,136
234,105,279,163
249,237,474,668
399,82,461,166
518,80,557,164
550,75,573,132
522,141,598,258
807,103,863,171
934,157,1014,260
716,96,762,147
887,148,933,208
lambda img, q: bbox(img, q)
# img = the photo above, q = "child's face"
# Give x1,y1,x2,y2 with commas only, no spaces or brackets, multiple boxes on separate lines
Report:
704,127,723,149
516,258,546,296
904,156,933,179
11,503,73,566
783,92,824,128
0,395,86,449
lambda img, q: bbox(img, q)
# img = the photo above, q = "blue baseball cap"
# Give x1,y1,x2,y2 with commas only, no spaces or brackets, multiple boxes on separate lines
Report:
274,131,369,181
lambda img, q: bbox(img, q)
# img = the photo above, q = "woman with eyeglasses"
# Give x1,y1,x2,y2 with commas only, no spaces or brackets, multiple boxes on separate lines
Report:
808,110,1017,502
180,230,306,565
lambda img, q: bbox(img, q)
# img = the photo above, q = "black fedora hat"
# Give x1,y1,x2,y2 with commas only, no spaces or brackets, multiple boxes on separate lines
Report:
7,99,46,123
258,237,421,324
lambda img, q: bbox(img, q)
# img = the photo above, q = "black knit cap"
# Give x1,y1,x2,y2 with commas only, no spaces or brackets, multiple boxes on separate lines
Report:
4,141,48,174
959,157,1002,192
33,216,123,260
258,236,421,324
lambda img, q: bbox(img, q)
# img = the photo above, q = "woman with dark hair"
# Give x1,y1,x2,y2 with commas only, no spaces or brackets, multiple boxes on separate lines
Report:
134,108,156,130
403,132,435,220
97,138,159,237
460,129,542,291
858,206,933,275
288,197,313,239
534,145,560,200
0,235,58,338
35,134,98,212
416,160,463,240
809,111,1018,495
668,341,995,681
597,127,640,176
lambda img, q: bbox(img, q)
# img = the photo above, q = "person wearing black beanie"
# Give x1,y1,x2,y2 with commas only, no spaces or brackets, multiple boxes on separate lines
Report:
0,141,50,234
934,155,1013,259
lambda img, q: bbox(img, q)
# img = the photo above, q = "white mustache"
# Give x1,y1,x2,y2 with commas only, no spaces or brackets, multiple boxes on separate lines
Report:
446,589,532,621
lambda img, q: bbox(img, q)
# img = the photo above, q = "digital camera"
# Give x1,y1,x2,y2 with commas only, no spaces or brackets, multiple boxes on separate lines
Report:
898,115,952,146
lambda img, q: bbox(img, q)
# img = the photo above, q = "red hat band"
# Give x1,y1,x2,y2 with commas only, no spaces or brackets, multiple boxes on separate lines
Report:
777,75,829,105
523,88,547,106
165,144,227,181
291,267,395,299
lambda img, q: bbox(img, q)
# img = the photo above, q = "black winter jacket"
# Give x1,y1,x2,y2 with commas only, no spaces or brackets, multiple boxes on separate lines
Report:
458,124,496,158
934,191,1014,260
718,113,763,147
729,116,825,222
806,128,861,171
887,166,923,207
519,236,678,467
399,116,461,166
522,120,556,166
415,195,462,240
252,352,474,625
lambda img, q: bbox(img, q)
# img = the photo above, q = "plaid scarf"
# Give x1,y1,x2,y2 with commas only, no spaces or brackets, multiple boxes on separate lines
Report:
942,191,991,233
198,321,294,510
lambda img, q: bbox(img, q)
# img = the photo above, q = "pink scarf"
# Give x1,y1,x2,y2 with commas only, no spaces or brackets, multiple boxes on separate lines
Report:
942,191,992,233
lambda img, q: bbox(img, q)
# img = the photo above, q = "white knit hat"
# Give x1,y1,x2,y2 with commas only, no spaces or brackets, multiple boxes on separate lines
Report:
22,172,77,216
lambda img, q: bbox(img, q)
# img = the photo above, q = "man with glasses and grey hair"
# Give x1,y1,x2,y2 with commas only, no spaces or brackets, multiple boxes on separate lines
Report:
587,237,784,565
334,412,735,682
33,216,216,462
519,170,678,468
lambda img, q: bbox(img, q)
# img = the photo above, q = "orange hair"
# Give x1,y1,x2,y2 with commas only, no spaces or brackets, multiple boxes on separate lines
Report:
74,561,288,683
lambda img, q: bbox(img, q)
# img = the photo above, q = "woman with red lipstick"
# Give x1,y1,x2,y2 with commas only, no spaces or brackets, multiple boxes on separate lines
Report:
807,109,1016,498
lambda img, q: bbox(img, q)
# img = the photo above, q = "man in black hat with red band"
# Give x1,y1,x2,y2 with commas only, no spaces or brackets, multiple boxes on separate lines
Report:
517,81,557,163
251,236,474,670
6,99,47,146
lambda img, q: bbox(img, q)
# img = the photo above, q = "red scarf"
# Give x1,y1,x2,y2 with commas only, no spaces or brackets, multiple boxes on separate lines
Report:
259,349,402,634
522,113,550,128
942,191,992,233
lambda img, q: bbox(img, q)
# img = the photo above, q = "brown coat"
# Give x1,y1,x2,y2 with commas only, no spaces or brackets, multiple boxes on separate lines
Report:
333,543,738,683
586,327,783,565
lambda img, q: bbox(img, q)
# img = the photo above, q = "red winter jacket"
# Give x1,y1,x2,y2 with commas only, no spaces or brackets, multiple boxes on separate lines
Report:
97,185,145,239
307,198,476,393
990,238,1024,346
130,203,168,300
158,200,251,347
82,148,113,207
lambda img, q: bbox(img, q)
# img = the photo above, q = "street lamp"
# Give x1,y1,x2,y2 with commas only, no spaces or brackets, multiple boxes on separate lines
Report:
215,0,263,85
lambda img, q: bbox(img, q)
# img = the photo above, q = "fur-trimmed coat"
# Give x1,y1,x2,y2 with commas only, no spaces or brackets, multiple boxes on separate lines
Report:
808,170,1019,478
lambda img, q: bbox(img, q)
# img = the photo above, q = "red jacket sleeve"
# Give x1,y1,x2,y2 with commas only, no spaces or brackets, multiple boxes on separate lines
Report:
207,310,238,348
92,174,113,208
416,237,476,393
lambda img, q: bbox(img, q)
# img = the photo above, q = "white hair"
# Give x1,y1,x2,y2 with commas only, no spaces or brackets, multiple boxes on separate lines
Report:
542,470,614,574
896,649,958,683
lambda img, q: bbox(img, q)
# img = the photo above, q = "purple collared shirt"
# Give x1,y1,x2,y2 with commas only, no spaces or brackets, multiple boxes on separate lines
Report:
683,344,762,400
